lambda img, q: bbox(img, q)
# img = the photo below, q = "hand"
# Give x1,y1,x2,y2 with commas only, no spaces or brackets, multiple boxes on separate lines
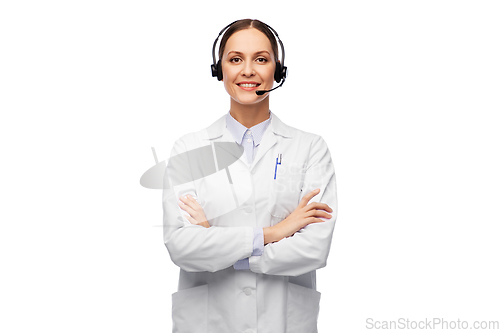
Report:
264,189,332,244
178,195,210,228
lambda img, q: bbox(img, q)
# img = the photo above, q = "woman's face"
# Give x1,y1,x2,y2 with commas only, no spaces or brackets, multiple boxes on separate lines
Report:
221,28,276,105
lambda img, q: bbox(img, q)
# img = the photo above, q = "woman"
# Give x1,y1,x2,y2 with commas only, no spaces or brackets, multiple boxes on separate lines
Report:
163,19,337,333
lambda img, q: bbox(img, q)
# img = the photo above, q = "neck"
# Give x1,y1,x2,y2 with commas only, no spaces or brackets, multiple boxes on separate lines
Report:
229,97,270,128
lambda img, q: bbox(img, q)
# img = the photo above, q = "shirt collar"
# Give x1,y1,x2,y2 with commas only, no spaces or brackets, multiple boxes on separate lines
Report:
204,111,291,141
226,111,272,146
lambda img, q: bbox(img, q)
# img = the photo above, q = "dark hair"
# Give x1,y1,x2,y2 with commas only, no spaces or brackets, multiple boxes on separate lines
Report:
218,19,279,63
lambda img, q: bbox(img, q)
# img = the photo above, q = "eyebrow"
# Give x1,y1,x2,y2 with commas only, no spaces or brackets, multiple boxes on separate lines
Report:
227,50,271,56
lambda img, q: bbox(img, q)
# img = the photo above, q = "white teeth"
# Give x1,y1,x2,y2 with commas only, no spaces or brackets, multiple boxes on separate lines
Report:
239,83,258,88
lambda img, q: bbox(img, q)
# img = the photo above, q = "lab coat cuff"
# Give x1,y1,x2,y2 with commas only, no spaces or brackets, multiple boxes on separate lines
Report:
252,227,264,256
233,258,250,270
248,255,262,274
233,227,255,269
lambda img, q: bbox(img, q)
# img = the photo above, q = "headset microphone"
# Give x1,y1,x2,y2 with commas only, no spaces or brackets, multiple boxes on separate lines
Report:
255,79,286,96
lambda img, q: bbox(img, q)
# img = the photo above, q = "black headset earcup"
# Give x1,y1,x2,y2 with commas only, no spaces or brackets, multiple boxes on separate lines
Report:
211,61,223,81
217,60,223,81
274,62,282,83
211,64,218,78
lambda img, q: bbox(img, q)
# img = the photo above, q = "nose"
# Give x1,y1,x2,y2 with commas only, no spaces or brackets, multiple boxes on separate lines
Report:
241,61,255,77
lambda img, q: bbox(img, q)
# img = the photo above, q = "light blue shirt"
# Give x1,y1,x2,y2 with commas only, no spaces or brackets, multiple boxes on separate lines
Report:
226,111,270,270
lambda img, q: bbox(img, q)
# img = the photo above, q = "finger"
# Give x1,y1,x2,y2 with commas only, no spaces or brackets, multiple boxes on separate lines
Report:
305,202,332,213
304,217,327,225
298,189,320,208
306,209,332,219
180,195,195,205
184,215,197,224
179,195,190,205
178,201,196,216
179,196,199,210
184,195,202,209
186,215,205,225
304,209,329,218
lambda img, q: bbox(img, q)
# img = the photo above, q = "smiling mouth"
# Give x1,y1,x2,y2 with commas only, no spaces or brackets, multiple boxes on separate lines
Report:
237,83,261,88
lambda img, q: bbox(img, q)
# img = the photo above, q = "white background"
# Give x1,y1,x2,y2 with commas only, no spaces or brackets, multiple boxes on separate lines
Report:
1,0,499,332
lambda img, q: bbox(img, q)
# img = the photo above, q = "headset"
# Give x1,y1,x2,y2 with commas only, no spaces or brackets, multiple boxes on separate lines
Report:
210,20,288,95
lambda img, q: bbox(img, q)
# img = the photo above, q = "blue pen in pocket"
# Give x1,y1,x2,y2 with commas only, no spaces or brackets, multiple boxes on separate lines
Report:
274,154,282,180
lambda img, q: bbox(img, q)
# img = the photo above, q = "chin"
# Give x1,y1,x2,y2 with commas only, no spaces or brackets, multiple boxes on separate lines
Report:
234,96,264,105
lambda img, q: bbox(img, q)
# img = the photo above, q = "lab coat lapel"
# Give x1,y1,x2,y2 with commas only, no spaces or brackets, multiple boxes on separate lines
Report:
250,113,291,171
250,127,276,171
204,115,247,168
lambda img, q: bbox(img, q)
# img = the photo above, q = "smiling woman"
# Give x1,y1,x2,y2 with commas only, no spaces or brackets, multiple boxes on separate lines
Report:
163,19,338,333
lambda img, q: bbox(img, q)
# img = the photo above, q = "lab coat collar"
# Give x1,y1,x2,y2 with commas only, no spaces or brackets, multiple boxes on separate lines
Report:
204,111,292,141
203,112,292,170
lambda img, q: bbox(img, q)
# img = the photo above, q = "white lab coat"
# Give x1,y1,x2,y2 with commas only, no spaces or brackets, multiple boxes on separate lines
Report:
163,113,337,333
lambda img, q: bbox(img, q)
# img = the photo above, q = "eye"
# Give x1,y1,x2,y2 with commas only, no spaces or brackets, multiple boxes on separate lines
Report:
229,57,242,63
256,57,268,63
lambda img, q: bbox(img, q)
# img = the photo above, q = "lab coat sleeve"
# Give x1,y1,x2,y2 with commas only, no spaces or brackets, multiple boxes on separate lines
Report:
233,227,264,270
163,138,254,273
249,135,337,277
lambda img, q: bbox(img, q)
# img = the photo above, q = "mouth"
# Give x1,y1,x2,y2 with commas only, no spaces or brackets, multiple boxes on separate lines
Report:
236,82,261,90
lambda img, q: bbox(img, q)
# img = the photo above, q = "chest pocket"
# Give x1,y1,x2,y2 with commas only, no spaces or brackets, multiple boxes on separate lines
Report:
267,158,305,219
